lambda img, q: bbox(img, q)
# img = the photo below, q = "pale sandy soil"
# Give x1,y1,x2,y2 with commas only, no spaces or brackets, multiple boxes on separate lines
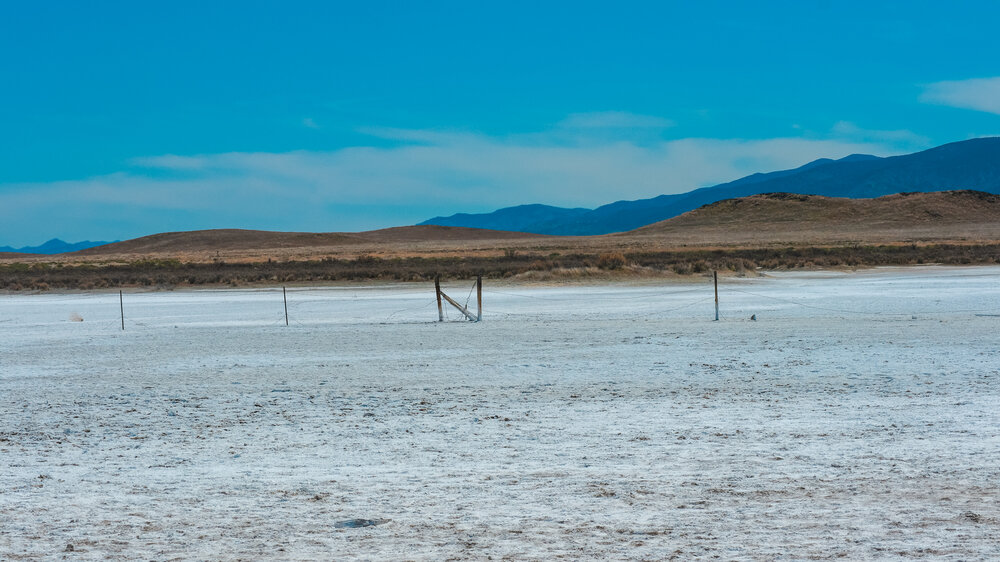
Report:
2,266,999,560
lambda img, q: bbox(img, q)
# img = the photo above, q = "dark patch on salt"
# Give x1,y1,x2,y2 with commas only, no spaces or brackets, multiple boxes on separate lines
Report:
335,518,384,529
962,511,983,523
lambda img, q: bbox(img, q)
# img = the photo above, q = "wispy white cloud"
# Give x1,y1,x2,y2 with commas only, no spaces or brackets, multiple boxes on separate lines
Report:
302,117,320,129
831,121,930,150
356,126,482,145
133,133,896,207
558,111,675,129
131,154,211,170
0,119,907,244
920,77,1000,115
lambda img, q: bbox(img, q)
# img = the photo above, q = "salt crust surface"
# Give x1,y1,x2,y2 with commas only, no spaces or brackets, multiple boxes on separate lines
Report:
2,266,999,559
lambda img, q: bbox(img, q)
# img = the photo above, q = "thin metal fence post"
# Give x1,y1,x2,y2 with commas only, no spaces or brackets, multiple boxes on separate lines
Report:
714,270,719,321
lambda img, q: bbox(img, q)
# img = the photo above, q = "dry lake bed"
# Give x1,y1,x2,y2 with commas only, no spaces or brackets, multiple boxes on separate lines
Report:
2,266,999,560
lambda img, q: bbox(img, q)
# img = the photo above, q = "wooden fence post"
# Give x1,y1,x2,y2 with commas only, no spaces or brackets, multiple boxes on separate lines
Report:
476,275,482,322
120,290,125,331
435,276,444,322
283,286,289,326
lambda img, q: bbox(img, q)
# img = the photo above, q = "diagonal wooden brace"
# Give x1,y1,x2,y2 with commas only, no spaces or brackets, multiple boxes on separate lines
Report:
439,290,479,322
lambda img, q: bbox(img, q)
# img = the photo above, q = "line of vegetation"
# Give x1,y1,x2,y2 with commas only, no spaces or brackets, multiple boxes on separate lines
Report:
2,244,999,290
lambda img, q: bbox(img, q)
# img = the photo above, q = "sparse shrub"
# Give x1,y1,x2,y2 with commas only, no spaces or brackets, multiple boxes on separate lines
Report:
597,252,627,270
528,259,551,272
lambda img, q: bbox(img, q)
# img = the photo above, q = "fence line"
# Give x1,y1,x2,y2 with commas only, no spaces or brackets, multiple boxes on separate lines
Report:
3,271,999,330
725,287,990,317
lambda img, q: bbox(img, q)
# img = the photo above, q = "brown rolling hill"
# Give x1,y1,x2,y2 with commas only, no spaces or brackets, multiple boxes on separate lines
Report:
625,190,1000,245
69,225,549,259
72,229,364,255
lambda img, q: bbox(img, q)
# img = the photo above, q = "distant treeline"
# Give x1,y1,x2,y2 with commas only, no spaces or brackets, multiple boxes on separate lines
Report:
2,244,1000,290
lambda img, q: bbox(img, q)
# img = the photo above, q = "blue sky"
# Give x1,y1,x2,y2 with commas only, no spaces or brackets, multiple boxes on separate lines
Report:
2,1,1000,246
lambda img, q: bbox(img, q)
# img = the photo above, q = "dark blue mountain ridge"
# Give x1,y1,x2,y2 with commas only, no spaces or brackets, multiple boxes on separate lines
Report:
419,137,1000,235
0,238,115,255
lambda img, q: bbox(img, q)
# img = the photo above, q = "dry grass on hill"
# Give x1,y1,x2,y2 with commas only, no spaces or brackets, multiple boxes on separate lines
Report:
626,190,1000,246
73,226,543,255
650,191,1000,228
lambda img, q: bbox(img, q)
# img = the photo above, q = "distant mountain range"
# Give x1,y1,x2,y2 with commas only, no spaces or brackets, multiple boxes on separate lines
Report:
0,238,113,255
420,137,1000,235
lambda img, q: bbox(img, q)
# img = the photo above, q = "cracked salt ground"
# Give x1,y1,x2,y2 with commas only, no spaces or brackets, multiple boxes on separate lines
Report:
1,266,999,559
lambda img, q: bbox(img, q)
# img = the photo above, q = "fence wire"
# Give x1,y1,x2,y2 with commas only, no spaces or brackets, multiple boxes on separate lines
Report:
2,272,999,332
